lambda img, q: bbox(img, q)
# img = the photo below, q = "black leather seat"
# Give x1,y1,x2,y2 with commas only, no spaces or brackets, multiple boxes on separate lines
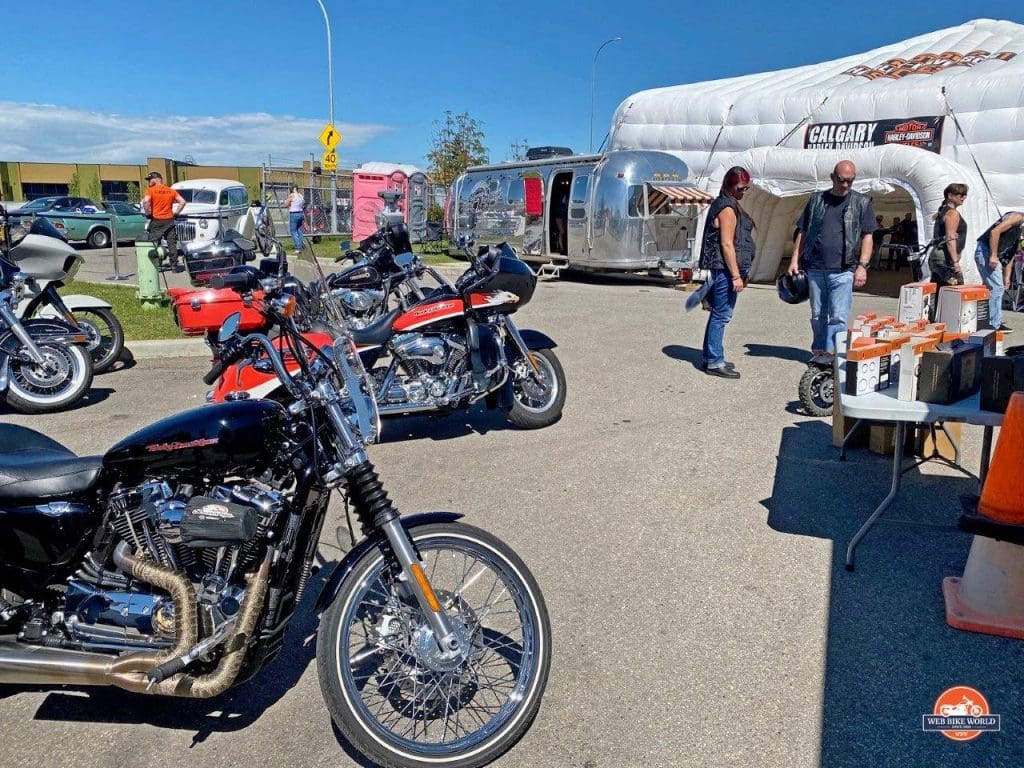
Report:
350,308,401,348
0,424,103,500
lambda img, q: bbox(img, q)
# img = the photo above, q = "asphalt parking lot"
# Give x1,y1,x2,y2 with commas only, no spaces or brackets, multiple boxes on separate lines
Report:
1,274,1022,768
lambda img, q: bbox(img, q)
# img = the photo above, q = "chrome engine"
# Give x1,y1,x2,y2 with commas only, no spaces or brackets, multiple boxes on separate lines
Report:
331,287,386,329
384,333,468,406
51,480,285,652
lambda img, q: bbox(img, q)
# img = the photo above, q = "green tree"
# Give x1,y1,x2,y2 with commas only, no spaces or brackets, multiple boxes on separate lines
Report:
426,110,488,188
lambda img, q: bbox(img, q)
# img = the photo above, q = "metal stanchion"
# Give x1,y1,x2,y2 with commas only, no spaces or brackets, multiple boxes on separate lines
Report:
106,212,129,281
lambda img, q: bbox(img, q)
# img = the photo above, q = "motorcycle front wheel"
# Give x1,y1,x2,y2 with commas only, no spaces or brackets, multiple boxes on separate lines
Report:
5,341,93,413
317,522,551,768
506,348,566,429
73,307,125,373
798,365,834,417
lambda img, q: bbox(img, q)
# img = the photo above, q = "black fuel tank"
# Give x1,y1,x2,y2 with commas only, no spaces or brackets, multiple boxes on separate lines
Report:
104,400,286,484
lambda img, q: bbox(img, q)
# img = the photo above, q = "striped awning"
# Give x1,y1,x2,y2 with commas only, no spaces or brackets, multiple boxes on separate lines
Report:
647,185,715,210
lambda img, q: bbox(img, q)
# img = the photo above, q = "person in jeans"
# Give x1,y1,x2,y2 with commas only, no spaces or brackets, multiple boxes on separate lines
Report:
788,160,876,357
929,183,968,286
975,210,1024,333
141,171,186,272
698,166,756,379
285,186,305,253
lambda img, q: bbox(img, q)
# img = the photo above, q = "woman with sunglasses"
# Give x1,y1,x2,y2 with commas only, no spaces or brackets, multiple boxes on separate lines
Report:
698,166,756,379
929,183,968,286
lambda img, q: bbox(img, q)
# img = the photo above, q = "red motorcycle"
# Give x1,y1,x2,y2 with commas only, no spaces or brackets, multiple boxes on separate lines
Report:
180,242,567,429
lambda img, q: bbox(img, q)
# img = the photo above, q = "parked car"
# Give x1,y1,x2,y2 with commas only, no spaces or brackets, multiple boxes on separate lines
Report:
47,201,148,248
8,196,98,224
172,178,252,253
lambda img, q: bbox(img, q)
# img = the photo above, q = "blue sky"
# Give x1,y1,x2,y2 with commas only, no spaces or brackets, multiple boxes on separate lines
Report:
0,1,1018,169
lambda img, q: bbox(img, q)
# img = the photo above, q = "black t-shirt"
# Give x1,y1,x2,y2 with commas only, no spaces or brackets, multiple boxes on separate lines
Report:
801,191,876,271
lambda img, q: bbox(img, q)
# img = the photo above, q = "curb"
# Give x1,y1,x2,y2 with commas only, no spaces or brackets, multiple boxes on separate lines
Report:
126,338,210,359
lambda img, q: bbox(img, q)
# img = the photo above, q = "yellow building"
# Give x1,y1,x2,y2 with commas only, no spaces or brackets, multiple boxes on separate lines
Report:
0,157,352,203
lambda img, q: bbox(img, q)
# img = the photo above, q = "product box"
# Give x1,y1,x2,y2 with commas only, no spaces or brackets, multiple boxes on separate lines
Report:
916,339,985,404
979,354,1024,412
851,312,877,330
969,329,999,357
897,337,940,401
898,281,938,324
844,342,893,396
936,285,991,333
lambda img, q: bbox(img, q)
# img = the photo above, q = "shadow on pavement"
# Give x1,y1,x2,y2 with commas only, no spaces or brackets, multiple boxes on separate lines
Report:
661,344,703,370
743,342,809,364
378,403,512,443
761,419,1024,766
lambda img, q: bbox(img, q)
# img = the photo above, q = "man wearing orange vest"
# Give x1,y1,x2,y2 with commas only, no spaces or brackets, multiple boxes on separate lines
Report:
141,171,186,272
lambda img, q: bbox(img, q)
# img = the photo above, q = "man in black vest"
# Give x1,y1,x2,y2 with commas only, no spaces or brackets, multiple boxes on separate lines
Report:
788,160,876,357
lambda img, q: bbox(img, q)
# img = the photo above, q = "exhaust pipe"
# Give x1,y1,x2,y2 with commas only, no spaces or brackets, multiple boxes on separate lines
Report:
0,545,271,698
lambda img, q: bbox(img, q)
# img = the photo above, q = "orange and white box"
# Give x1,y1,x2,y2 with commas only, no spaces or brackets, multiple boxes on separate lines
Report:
851,312,877,330
845,342,893,396
936,285,991,333
897,281,938,324
898,336,940,401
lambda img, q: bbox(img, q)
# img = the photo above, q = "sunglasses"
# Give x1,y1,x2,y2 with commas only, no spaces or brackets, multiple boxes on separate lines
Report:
734,185,750,193
834,175,856,185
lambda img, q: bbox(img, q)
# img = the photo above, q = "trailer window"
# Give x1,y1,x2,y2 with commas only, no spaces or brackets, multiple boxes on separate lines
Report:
627,185,645,218
507,179,524,205
570,175,589,219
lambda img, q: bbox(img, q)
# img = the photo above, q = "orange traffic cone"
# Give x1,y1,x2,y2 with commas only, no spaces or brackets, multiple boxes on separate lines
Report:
943,392,1024,639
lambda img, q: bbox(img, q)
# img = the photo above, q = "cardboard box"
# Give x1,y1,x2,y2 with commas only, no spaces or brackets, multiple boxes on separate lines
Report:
898,281,938,324
936,285,991,333
852,312,877,330
979,354,1024,412
917,340,985,404
897,336,940,401
844,343,893,396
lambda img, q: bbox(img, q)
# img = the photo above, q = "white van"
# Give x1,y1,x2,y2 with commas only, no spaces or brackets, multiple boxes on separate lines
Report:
172,178,252,250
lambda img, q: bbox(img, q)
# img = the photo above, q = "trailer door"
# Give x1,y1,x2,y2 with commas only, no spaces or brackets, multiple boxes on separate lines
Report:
567,174,590,263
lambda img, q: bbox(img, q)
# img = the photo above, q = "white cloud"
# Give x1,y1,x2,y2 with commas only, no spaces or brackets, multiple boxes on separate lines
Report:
0,101,392,166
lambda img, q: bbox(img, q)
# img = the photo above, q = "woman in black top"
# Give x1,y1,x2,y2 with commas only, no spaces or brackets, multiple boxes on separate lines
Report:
698,166,756,379
930,183,968,286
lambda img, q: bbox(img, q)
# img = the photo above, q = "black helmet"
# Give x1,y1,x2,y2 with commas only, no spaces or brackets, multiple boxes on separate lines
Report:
777,271,809,304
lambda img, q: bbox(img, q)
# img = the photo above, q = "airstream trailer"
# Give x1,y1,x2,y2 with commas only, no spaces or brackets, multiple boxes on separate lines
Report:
448,150,713,273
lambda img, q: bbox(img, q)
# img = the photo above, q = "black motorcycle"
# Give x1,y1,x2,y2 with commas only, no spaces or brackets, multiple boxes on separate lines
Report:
0,262,551,768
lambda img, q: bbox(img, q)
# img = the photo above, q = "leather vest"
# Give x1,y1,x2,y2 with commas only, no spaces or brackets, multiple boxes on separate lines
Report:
930,203,966,270
699,194,756,274
799,189,872,268
977,212,1024,259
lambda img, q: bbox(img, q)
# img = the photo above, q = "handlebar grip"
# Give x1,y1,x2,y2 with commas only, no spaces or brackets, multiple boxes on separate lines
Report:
211,272,258,291
202,358,229,386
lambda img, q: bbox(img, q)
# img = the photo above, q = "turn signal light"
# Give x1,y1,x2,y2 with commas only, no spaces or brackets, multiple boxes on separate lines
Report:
409,563,443,613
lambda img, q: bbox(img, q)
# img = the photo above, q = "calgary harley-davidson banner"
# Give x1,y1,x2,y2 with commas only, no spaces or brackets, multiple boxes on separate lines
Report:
803,116,945,153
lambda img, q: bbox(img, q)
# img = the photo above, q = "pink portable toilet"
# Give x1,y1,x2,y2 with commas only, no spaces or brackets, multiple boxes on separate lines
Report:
351,162,426,241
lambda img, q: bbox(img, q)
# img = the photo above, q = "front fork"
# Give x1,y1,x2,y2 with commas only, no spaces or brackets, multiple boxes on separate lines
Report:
501,316,542,377
0,303,47,365
320,398,464,658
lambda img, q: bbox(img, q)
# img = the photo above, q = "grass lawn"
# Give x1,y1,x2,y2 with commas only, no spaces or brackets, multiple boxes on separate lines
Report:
292,234,461,265
63,280,182,341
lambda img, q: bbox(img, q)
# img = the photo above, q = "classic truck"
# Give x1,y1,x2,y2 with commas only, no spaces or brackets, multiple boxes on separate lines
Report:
14,199,148,248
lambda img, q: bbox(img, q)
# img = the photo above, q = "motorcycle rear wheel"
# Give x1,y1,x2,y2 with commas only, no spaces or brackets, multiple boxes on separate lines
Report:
73,307,125,373
506,348,566,429
798,365,834,417
317,522,551,768
5,341,93,414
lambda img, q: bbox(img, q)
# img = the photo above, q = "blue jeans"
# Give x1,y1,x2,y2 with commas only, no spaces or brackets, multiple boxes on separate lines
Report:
974,242,1004,329
807,269,854,354
289,211,305,251
701,269,739,368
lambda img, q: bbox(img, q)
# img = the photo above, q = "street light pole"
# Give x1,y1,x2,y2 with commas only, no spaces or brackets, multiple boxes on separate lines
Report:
314,0,338,233
590,36,622,154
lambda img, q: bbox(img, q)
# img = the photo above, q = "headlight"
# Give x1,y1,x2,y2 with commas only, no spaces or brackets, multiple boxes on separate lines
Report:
198,219,208,229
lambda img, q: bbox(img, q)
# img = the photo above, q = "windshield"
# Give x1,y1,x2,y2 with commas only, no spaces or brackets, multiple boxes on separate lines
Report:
20,197,59,212
176,188,217,204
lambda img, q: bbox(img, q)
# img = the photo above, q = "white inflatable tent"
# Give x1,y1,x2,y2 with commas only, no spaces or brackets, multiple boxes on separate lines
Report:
609,18,1024,283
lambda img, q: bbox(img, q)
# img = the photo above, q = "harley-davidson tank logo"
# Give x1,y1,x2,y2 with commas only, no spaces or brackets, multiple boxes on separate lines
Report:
146,437,219,453
411,300,461,317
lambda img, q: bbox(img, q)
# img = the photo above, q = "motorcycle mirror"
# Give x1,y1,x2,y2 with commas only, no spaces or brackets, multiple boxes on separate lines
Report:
218,312,242,344
340,240,350,251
